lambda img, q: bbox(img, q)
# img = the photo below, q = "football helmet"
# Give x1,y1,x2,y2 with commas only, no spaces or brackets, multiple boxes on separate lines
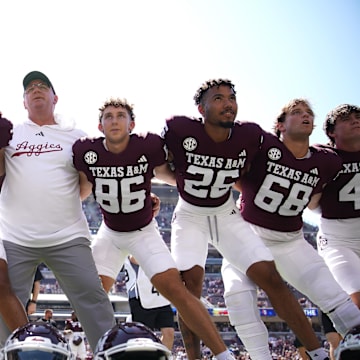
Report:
1,322,73,360
94,322,172,360
335,325,360,360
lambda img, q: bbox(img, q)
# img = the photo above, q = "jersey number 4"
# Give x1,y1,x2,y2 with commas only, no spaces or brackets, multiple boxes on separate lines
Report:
339,173,360,210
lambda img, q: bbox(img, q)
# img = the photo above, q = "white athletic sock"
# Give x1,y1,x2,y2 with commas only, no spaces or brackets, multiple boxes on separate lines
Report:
328,298,360,337
235,323,272,359
215,350,235,360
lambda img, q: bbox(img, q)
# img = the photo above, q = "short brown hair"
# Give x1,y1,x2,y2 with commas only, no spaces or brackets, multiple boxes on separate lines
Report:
324,104,360,146
98,97,135,123
273,98,313,138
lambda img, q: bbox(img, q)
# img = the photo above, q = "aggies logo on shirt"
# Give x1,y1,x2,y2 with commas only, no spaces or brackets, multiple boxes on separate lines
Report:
12,141,63,157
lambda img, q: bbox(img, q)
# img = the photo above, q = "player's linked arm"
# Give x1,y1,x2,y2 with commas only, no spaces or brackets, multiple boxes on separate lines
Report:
78,171,93,201
0,112,13,176
307,192,322,213
154,163,176,186
0,149,5,177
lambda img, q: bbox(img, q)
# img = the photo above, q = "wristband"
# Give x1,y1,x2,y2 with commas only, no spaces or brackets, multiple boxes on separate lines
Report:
29,299,37,304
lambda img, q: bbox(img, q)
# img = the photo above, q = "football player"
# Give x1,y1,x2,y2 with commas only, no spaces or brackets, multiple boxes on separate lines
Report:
161,80,328,360
316,105,360,308
124,256,175,351
64,311,87,360
72,97,235,360
222,99,360,360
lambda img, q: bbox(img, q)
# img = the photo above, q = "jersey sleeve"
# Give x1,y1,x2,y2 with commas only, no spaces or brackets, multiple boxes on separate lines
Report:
143,132,168,168
312,145,343,194
72,137,98,175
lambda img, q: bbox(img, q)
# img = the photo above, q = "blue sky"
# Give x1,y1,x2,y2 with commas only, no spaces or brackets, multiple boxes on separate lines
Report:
1,0,359,147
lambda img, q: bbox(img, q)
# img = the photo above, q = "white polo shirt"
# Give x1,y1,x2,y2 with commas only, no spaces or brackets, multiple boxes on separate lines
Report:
0,116,90,247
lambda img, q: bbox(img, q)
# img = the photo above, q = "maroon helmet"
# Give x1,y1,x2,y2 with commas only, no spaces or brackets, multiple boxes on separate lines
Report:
335,325,360,360
2,322,73,360
94,322,171,360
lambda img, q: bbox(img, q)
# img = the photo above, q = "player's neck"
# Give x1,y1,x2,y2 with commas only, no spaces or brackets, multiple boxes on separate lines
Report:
103,137,130,154
204,123,232,142
336,138,360,152
282,137,310,159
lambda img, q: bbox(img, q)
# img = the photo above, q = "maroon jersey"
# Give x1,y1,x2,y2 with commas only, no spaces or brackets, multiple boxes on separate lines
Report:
319,146,360,219
162,116,264,207
65,319,83,332
73,133,167,231
240,133,343,232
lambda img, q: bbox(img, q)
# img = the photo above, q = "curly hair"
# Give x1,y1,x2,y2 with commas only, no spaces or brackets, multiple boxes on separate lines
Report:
324,104,360,146
273,98,313,138
98,97,135,123
193,78,236,105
